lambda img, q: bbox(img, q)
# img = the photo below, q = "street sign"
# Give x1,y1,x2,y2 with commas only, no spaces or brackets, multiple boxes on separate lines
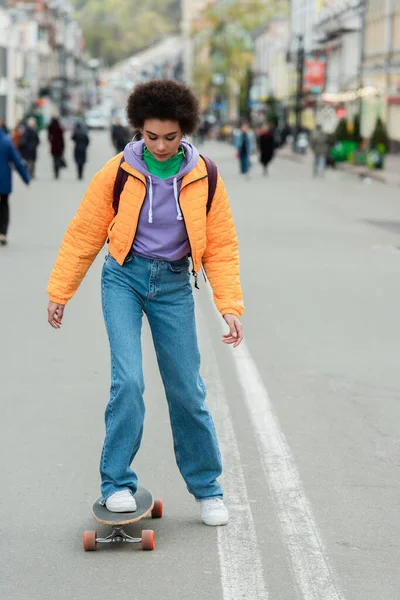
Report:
304,56,327,94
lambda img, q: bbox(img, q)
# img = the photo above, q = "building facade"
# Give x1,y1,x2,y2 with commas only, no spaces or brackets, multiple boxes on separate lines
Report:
181,0,214,85
290,0,319,54
312,0,363,133
363,0,400,149
1,0,93,128
315,0,362,95
253,20,291,106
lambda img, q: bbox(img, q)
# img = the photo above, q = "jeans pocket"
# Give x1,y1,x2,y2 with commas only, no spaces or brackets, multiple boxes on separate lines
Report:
104,252,118,266
168,257,190,273
123,251,133,264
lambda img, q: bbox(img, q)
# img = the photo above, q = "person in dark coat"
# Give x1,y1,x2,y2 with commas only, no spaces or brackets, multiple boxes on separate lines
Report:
71,123,90,180
48,117,65,179
0,128,30,245
19,118,40,179
258,123,275,175
111,119,131,153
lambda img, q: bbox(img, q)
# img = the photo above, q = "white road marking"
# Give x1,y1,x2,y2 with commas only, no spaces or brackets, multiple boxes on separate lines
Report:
230,340,345,600
199,310,268,600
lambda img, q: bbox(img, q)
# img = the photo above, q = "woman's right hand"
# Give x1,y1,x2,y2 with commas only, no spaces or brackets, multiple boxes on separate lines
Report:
48,301,65,329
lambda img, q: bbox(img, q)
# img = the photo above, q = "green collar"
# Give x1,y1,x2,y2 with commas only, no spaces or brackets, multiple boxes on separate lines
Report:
143,146,185,179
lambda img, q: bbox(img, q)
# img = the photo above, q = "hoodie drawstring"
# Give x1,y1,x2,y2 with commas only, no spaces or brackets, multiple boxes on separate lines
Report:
173,177,183,221
147,176,183,224
148,176,153,223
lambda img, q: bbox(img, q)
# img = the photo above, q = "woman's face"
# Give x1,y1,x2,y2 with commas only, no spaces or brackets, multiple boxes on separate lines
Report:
141,119,183,161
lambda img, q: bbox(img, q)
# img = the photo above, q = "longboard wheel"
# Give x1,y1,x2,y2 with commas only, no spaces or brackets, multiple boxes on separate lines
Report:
151,498,163,519
141,529,155,551
83,530,97,551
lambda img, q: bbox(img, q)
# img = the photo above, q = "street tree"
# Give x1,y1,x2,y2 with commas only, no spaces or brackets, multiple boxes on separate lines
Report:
193,0,288,121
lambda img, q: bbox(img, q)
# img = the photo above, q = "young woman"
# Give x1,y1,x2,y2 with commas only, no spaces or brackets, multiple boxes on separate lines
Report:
47,80,244,526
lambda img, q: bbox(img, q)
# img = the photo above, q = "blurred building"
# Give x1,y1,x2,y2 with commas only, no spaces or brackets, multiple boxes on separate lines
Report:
0,4,13,124
290,0,319,54
315,0,362,97
363,0,400,151
313,0,363,132
253,19,291,123
288,0,325,131
1,0,94,128
181,0,217,85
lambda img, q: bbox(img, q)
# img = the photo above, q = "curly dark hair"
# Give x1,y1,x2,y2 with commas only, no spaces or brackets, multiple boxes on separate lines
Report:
126,80,200,135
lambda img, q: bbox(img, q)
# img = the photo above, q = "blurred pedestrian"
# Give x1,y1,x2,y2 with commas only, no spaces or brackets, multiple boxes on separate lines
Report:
46,79,244,526
0,127,30,246
11,121,25,151
234,122,253,178
19,117,40,179
310,125,329,177
258,123,275,175
48,117,65,179
0,121,8,134
71,123,90,180
111,118,130,153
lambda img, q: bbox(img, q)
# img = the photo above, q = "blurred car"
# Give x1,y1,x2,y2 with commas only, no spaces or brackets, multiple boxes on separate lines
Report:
85,109,109,130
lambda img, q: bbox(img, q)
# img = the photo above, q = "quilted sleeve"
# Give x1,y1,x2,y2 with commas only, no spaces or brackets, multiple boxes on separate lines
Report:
47,162,116,304
202,175,244,317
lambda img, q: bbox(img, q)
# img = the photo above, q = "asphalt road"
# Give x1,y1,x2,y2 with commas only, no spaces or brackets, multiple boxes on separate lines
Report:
1,131,399,600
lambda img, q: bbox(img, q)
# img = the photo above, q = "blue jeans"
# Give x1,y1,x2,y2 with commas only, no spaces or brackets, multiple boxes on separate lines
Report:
239,153,250,174
100,253,223,501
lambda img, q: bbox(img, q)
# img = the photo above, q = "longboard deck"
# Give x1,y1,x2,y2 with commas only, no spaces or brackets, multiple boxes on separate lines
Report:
91,487,154,526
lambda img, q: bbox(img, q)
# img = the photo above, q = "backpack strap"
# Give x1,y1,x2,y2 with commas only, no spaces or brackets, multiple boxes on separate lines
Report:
200,154,218,214
112,155,129,215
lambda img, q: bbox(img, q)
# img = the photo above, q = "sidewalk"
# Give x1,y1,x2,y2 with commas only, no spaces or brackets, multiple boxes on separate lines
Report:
278,146,400,187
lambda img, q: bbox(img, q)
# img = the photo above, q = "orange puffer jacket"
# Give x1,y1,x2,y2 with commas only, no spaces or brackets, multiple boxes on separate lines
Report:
47,153,244,317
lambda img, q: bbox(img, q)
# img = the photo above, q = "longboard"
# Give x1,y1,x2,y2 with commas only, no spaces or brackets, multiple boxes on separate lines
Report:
83,486,162,551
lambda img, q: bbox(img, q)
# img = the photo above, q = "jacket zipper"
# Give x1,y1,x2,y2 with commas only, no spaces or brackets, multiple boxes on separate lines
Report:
118,172,206,280
117,174,147,262
177,175,208,289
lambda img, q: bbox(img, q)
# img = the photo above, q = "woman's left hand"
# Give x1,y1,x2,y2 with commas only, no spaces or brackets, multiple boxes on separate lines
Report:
222,314,243,348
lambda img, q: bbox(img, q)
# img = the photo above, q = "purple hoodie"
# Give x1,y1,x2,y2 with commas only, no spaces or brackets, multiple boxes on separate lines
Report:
123,139,200,261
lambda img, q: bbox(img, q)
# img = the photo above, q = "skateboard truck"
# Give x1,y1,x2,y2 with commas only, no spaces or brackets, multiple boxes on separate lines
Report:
97,526,142,545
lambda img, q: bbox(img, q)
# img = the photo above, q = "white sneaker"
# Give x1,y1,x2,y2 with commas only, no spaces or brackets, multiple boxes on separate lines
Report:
0,234,7,246
105,490,137,513
200,498,229,526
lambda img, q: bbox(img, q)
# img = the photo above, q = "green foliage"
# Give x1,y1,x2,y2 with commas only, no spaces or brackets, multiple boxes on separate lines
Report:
194,0,287,108
370,117,389,150
335,118,352,141
266,96,279,127
70,0,180,65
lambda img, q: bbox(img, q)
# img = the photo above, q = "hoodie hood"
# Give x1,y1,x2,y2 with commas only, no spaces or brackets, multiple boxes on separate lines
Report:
124,139,199,181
